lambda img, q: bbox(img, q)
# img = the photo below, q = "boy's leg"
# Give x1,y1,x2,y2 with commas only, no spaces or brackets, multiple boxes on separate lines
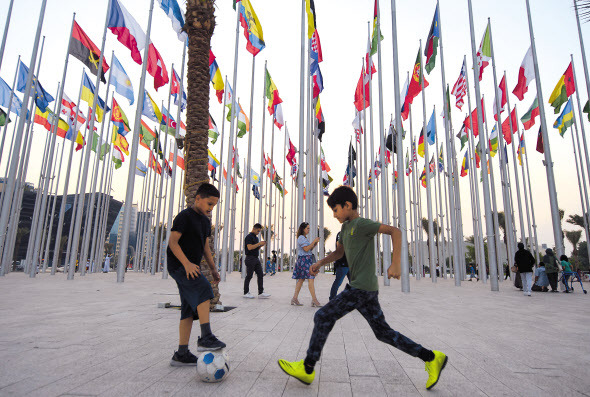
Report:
196,300,210,324
179,317,193,346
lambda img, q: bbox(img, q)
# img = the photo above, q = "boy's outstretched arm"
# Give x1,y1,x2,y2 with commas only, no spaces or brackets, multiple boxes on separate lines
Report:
203,237,220,283
378,224,401,279
310,242,344,276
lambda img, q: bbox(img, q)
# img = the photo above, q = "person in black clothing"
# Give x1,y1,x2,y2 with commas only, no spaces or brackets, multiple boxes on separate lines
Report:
329,232,350,300
514,242,535,296
167,183,226,367
243,223,271,299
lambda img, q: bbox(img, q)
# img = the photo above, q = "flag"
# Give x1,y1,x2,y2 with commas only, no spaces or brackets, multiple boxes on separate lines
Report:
370,0,384,56
548,62,575,113
474,142,481,168
112,145,124,169
252,185,260,200
348,142,357,163
451,60,467,110
463,98,485,137
315,97,324,139
238,0,265,56
81,72,109,122
112,130,129,156
0,108,9,126
225,100,250,138
149,150,162,175
111,97,130,136
34,107,69,137
208,113,219,144
107,0,147,65
426,110,436,145
17,60,54,112
286,134,297,166
0,76,23,116
92,132,110,160
306,0,317,39
501,107,517,144
493,75,507,120
553,98,574,137
265,69,283,116
169,149,185,170
424,3,440,74
517,133,525,165
513,47,535,101
61,93,86,130
402,49,429,120
417,128,425,158
521,98,540,130
405,150,412,176
536,127,544,153
157,0,187,42
110,54,134,105
310,29,323,66
476,24,491,81
584,100,590,122
438,144,444,172
250,169,261,187
135,159,148,176
142,90,162,123
208,149,219,173
69,21,109,82
161,105,177,132
140,120,156,149
489,125,498,157
209,50,224,103
147,43,169,90
457,124,468,150
354,65,371,111
460,151,469,177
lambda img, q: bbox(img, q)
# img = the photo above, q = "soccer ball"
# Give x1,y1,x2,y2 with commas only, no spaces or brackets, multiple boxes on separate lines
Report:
196,350,230,383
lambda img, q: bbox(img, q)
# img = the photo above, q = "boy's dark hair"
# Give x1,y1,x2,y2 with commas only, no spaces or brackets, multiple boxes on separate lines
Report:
327,186,358,210
196,183,220,199
560,255,568,261
253,223,262,230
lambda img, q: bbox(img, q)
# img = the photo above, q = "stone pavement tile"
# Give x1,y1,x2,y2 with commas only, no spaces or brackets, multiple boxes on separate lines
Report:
373,359,412,385
98,380,154,397
318,381,352,397
350,375,387,396
137,380,188,396
346,358,378,377
213,369,258,396
172,378,221,396
318,359,350,383
381,383,423,397
0,374,69,396
245,375,288,397
283,376,320,397
24,368,111,397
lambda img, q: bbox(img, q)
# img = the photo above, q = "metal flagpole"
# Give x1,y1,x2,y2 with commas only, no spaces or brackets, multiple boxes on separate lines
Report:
0,55,21,166
219,8,242,282
41,139,65,271
518,129,534,255
0,0,14,71
521,133,539,261
297,0,305,228
116,0,156,282
571,107,590,260
434,129,445,279
96,148,116,268
466,1,499,289
524,0,564,257
214,76,228,257
143,157,157,272
267,122,275,261
573,1,590,182
0,0,48,269
258,64,267,226
283,123,289,269
134,157,149,270
237,160,246,274
149,122,167,274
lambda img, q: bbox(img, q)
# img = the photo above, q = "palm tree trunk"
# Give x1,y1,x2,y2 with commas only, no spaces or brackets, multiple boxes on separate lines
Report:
186,0,221,307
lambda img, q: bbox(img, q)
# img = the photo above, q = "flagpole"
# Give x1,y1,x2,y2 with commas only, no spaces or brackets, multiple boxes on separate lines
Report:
267,122,275,260
219,8,242,283
523,0,564,257
145,142,159,273
96,147,116,268
467,1,500,289
432,116,441,275
136,154,150,270
297,0,306,229
134,160,148,271
517,130,534,256
570,55,590,209
0,0,14,72
573,0,590,181
434,129,445,279
284,123,289,268
0,55,21,167
506,97,526,246
214,75,228,257
150,120,168,275
571,107,590,261
258,64,267,228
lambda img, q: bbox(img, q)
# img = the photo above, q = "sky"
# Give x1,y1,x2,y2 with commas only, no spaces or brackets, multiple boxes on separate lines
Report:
0,0,589,257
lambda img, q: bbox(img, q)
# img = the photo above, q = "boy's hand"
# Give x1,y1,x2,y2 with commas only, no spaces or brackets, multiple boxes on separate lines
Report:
387,265,401,280
211,269,221,284
310,262,320,276
184,262,201,279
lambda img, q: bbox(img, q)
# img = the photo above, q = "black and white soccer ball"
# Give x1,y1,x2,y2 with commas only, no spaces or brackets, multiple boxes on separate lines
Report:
196,350,230,383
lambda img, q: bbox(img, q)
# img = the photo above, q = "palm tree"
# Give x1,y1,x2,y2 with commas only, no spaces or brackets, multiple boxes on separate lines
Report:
565,230,582,256
185,1,221,307
421,218,440,259
567,214,585,229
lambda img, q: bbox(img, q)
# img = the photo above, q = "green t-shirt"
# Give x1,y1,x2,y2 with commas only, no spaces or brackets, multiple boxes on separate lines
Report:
561,261,573,272
340,216,382,291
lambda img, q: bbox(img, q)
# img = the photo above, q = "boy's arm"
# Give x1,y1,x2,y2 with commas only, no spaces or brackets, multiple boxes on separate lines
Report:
310,243,344,275
378,224,401,280
169,231,201,279
203,237,220,283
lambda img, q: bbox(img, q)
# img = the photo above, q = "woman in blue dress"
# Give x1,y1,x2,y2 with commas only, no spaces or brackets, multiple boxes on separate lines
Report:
291,222,322,307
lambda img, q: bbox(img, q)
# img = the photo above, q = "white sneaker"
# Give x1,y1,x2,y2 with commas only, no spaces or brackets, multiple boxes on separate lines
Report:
527,292,532,296
243,292,255,299
258,292,271,299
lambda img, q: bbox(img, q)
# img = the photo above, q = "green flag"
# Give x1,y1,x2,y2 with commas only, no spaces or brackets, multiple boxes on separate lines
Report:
0,108,11,126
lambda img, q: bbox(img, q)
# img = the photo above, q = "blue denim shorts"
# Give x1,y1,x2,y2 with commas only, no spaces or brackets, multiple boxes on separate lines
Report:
169,267,214,320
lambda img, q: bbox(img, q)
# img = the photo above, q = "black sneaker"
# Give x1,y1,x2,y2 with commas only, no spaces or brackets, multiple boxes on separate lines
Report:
170,350,198,367
197,334,226,352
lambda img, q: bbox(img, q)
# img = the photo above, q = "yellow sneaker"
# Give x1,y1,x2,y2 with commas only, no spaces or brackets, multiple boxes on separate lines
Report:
425,351,448,390
277,359,315,385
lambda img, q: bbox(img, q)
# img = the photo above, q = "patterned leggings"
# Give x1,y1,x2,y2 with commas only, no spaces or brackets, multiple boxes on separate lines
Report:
306,284,425,362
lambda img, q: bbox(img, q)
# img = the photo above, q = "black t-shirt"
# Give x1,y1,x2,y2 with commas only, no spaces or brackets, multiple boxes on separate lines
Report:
167,207,211,272
245,232,259,257
334,232,348,268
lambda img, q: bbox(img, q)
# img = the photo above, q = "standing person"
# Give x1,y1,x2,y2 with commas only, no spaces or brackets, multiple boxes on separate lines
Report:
167,183,226,366
243,223,271,299
265,257,272,275
272,250,278,274
329,232,350,301
514,242,535,296
532,262,549,292
291,222,321,307
543,248,559,292
560,255,574,293
278,186,447,390
103,254,112,273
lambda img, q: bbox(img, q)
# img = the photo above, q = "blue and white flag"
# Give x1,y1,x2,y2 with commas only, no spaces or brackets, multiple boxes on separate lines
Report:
250,169,261,187
135,159,148,177
16,60,54,112
157,0,187,43
0,76,23,116
426,109,436,145
110,54,134,105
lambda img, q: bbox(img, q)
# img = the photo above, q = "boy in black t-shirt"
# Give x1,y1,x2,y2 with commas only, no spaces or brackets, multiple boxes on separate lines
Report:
167,183,226,366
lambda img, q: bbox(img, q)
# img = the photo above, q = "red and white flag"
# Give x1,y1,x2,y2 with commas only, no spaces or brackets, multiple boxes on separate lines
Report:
61,93,86,130
147,43,169,91
493,75,507,120
513,47,535,101
169,150,185,170
451,60,467,110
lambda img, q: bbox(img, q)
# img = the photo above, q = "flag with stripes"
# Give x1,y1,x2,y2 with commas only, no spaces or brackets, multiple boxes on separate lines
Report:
451,60,467,110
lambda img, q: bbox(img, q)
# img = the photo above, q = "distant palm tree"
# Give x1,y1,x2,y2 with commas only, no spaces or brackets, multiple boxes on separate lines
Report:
567,214,585,228
565,230,582,256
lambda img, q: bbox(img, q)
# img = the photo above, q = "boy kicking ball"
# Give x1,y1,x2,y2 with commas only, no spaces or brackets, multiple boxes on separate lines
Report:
167,183,226,366
278,186,447,390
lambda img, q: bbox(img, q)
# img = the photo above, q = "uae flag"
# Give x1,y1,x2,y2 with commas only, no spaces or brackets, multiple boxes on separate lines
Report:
521,98,540,130
69,21,109,82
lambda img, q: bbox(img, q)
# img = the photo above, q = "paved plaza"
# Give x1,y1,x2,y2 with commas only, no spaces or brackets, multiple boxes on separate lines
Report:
0,270,589,396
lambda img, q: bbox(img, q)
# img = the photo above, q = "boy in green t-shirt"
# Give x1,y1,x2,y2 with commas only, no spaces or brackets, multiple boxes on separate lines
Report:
278,186,448,390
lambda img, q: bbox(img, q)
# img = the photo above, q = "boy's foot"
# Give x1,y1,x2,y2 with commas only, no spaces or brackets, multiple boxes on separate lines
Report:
425,351,448,390
197,334,227,352
277,359,315,385
170,350,198,366
259,292,271,299
243,292,255,299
